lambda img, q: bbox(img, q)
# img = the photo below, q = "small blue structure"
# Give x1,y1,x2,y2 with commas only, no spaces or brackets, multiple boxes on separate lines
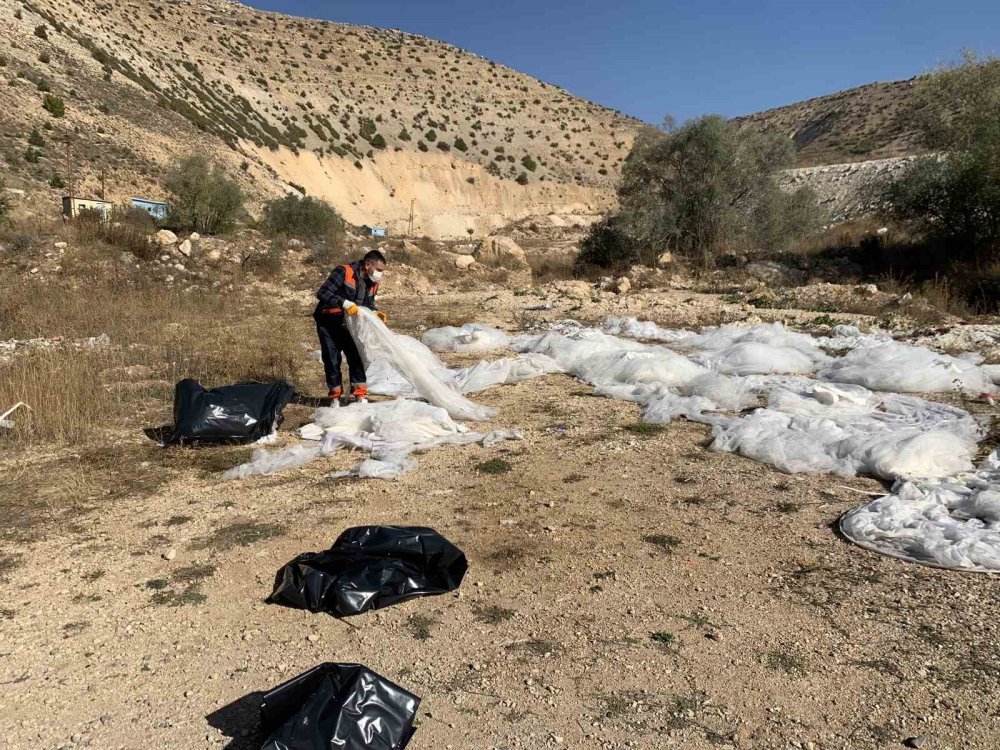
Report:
363,225,388,238
131,197,169,221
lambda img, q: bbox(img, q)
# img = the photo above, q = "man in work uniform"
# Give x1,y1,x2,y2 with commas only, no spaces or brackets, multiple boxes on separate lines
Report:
314,249,388,402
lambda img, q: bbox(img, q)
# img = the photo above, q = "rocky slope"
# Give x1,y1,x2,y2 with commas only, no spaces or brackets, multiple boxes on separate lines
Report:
0,0,639,236
736,78,924,166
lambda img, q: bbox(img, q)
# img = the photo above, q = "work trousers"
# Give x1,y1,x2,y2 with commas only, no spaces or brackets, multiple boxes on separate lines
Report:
315,314,366,392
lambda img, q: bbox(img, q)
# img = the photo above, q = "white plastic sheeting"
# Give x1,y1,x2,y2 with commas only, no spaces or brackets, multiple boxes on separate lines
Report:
222,399,524,480
422,323,512,353
223,312,550,482
817,341,997,394
347,308,496,421
840,452,1000,572
522,315,1000,571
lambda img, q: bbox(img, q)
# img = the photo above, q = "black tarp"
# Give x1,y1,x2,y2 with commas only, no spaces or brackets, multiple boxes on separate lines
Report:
268,526,468,617
260,662,420,750
166,379,295,446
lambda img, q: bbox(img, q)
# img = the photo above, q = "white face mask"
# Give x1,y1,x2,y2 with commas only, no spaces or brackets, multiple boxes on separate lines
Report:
369,268,384,283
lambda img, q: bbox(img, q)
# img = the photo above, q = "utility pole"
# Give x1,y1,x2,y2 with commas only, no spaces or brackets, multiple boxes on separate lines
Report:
100,167,106,201
408,199,414,237
66,140,74,217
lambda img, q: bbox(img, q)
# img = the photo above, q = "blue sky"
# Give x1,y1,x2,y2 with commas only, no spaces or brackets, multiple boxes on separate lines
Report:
246,1,999,124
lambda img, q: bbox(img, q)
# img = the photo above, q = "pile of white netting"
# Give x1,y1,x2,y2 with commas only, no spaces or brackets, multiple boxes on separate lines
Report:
224,309,551,481
516,316,1000,572
226,309,1000,571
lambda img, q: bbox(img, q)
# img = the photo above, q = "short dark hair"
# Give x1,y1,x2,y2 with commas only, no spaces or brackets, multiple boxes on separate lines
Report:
363,249,387,265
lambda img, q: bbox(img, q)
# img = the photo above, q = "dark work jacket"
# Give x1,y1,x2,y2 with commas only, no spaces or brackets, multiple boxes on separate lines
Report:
313,260,379,321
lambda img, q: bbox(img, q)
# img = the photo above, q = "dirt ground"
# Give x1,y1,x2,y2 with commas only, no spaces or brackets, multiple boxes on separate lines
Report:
2,288,1000,750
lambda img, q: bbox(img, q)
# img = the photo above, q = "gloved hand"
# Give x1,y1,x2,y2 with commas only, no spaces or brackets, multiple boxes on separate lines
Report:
343,301,359,316
375,311,387,323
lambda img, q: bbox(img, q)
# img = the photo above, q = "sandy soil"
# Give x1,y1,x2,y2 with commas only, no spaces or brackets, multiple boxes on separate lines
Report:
2,290,999,750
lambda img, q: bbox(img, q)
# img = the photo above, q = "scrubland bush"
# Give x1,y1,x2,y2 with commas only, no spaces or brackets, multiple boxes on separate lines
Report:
260,194,344,239
165,155,244,234
579,116,822,269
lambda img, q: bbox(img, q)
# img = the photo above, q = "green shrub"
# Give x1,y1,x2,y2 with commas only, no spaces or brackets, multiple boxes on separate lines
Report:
417,141,428,152
486,161,501,177
0,179,10,221
244,244,285,279
260,194,344,240
38,51,51,64
877,54,1000,265
398,128,411,141
24,147,41,164
74,205,157,260
521,154,537,172
453,137,468,152
370,133,386,149
34,25,48,40
49,173,64,189
424,129,436,142
164,154,244,234
584,116,822,268
42,94,65,117
516,172,529,185
28,127,44,147
436,141,451,152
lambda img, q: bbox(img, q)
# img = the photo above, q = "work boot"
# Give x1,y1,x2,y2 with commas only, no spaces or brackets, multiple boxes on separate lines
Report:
351,384,368,400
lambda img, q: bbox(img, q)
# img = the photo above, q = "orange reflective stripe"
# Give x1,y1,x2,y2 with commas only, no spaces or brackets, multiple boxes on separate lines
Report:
322,307,342,314
351,384,368,398
342,264,356,287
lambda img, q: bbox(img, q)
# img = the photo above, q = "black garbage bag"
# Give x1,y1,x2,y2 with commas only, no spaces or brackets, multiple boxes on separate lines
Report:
269,526,468,617
166,379,294,446
260,662,420,750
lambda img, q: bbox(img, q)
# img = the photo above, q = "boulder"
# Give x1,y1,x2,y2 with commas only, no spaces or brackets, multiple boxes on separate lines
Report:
177,239,193,257
549,280,593,301
454,254,476,270
189,232,201,241
717,252,747,269
473,235,528,269
656,252,674,267
382,264,433,295
402,240,423,255
745,260,799,286
154,229,178,247
615,276,631,295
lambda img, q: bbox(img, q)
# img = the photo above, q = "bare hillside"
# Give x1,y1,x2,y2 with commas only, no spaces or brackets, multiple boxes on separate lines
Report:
735,78,925,166
0,0,640,236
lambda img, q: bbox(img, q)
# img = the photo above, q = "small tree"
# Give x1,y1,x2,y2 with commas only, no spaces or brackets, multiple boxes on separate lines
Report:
876,54,1000,264
581,116,821,268
260,194,344,239
164,154,244,234
42,94,65,117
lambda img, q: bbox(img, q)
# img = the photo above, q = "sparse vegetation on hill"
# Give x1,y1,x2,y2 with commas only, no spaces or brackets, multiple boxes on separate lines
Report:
735,78,923,166
0,0,638,213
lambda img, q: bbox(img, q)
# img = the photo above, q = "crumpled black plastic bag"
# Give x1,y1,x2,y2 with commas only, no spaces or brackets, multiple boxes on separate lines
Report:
260,662,420,750
166,379,294,446
268,526,468,617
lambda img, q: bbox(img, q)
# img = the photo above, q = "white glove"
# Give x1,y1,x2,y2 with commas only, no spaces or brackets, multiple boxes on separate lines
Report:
343,301,359,316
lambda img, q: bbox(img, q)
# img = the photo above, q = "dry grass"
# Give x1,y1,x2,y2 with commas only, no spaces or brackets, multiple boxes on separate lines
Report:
0,274,313,444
